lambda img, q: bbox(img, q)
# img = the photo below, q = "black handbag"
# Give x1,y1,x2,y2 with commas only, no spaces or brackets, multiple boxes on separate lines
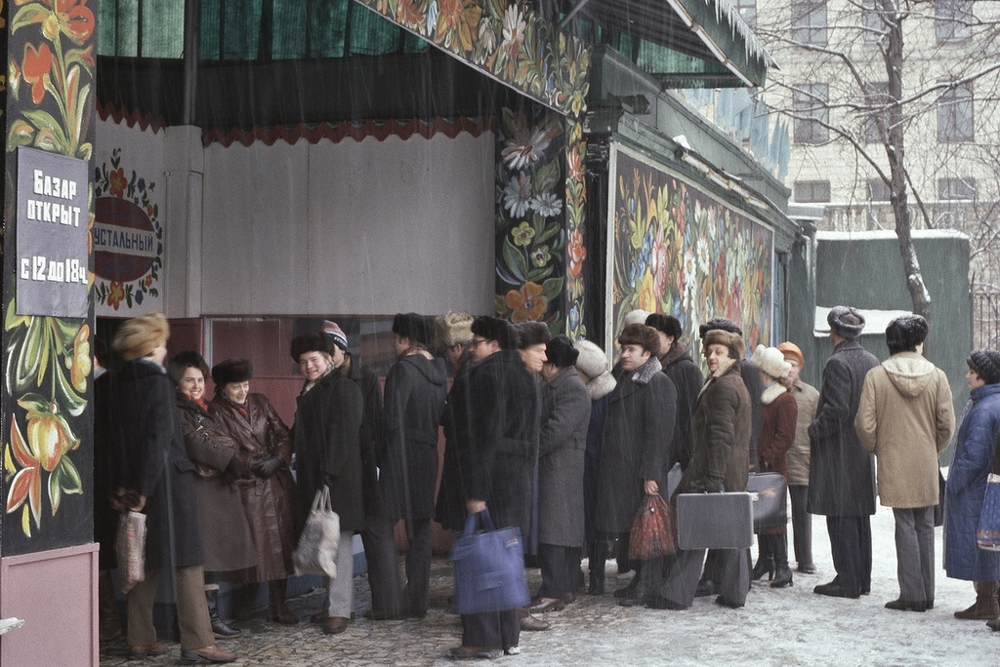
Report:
746,472,788,531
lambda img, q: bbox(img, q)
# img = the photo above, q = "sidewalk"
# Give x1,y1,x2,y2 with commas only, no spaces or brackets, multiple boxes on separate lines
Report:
100,508,1000,666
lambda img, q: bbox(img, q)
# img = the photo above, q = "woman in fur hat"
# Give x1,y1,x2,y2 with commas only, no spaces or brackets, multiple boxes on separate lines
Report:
749,345,798,589
210,358,299,625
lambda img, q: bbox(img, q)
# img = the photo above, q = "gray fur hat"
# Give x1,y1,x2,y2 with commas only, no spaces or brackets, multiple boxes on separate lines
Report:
828,306,866,339
699,317,742,339
574,339,608,378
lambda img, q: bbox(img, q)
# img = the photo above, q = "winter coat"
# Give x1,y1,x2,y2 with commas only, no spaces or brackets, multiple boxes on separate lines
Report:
343,354,382,517
177,397,257,574
757,383,797,536
583,370,616,543
675,358,751,499
741,360,764,473
93,369,119,569
436,363,473,532
211,392,298,582
855,352,954,508
807,340,880,517
377,352,448,525
945,383,1000,581
786,380,819,486
112,359,203,570
292,367,366,533
596,357,676,534
660,342,704,471
538,367,591,547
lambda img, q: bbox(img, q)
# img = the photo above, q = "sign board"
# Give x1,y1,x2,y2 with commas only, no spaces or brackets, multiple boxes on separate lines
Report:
16,146,89,318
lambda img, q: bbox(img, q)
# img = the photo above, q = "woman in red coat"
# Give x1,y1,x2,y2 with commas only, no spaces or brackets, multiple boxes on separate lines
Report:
750,345,799,589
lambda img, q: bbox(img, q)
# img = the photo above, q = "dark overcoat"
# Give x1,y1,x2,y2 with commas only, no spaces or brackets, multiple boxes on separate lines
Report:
660,342,704,472
112,359,203,570
292,368,365,532
596,357,676,534
537,368,591,547
807,339,879,517
93,369,119,569
177,397,257,573
436,364,473,532
211,392,298,582
344,354,383,517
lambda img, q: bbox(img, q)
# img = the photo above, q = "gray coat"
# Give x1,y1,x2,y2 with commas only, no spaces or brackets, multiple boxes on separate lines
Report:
537,368,591,547
807,339,879,517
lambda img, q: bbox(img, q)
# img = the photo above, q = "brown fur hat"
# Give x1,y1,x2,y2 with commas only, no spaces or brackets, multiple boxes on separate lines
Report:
112,312,170,361
703,329,745,362
618,323,661,357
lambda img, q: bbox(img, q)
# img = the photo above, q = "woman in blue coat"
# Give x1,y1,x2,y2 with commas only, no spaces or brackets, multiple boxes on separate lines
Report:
945,349,1000,620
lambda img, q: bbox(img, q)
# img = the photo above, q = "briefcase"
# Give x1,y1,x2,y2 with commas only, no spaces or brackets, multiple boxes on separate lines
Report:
676,492,753,550
746,472,788,531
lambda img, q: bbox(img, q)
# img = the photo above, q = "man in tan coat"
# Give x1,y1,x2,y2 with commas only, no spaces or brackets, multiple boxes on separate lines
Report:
855,315,955,612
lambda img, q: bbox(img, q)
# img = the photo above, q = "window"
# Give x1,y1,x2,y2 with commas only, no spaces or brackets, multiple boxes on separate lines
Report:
863,82,890,143
791,0,827,45
862,0,884,45
867,180,891,201
793,84,829,144
936,0,973,44
937,81,974,142
794,181,831,203
939,178,976,200
733,0,757,29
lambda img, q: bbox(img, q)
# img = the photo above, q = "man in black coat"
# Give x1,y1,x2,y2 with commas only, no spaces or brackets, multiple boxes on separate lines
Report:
809,306,880,599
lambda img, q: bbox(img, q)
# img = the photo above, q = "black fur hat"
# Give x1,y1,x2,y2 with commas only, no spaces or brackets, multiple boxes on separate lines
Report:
517,322,552,349
885,315,928,355
212,358,253,387
969,350,1000,385
392,312,430,348
471,316,517,351
646,313,683,340
698,317,742,339
290,331,332,361
827,306,866,339
546,334,579,368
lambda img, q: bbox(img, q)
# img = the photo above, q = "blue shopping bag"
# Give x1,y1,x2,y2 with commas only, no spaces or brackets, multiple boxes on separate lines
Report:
450,509,530,614
977,474,1000,551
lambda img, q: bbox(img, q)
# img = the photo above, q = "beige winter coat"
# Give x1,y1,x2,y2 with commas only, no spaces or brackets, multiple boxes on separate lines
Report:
785,380,819,486
855,352,955,508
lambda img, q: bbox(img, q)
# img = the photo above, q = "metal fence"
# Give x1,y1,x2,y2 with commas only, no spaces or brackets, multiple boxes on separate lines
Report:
973,291,1000,349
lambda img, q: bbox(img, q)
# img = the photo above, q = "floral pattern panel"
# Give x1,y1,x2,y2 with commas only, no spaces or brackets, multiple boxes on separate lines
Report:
3,0,97,553
563,116,587,339
608,146,773,355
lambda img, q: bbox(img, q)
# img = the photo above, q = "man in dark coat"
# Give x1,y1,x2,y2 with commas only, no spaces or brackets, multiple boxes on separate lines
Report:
290,332,365,634
435,312,476,533
646,313,703,471
366,313,448,620
808,306,880,599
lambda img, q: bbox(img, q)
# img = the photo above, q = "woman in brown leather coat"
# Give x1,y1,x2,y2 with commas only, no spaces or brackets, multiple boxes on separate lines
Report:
210,358,299,625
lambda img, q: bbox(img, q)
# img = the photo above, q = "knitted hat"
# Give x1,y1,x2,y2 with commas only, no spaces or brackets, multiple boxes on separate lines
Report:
290,331,332,361
212,358,253,387
392,312,430,348
703,329,745,361
434,311,474,349
969,349,1000,385
546,334,579,368
777,341,805,368
645,313,683,340
168,350,210,384
574,339,609,378
618,323,661,357
517,322,552,349
471,316,517,351
827,306,866,339
322,320,349,351
698,317,743,339
623,309,651,328
885,315,928,355
750,345,791,380
112,312,170,361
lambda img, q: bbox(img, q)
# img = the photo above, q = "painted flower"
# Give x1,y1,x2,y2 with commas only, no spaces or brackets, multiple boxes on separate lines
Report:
16,0,96,45
531,245,551,267
9,58,22,98
568,230,587,277
478,17,497,54
505,282,547,322
108,167,127,198
5,418,42,535
531,192,563,217
145,274,153,287
511,221,535,247
567,148,584,182
20,400,79,473
504,173,533,218
501,129,550,170
107,281,125,310
569,303,580,333
135,290,144,305
638,270,657,311
435,0,480,53
501,5,526,58
396,0,427,30
22,42,52,106
651,226,669,299
137,178,146,192
68,324,91,393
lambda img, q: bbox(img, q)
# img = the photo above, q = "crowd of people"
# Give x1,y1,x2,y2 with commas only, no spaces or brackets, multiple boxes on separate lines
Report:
92,305,1000,662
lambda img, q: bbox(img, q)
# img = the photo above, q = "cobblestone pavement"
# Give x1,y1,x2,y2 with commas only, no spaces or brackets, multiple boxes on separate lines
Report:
100,509,1000,666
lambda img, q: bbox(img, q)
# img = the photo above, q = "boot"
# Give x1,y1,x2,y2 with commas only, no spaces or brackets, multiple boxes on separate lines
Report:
98,570,122,642
268,579,299,625
751,535,775,581
206,588,241,638
232,584,255,621
770,535,793,589
955,581,1000,620
588,541,608,595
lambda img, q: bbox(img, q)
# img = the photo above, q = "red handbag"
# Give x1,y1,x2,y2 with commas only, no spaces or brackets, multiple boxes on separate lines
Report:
628,493,675,560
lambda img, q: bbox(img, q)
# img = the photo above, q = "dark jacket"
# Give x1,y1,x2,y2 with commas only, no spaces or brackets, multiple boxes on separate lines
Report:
343,353,383,517
177,396,257,573
112,359,203,570
596,357,676,534
436,362,474,532
211,392,298,582
741,360,764,472
807,339,880,517
293,367,365,532
93,369,119,569
660,341,704,471
757,384,797,536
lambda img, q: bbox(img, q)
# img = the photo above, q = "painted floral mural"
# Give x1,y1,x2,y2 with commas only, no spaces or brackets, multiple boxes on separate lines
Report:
611,148,773,353
563,117,587,339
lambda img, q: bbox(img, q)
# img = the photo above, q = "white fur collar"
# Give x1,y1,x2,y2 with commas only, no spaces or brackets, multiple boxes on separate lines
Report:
586,370,616,401
761,381,788,405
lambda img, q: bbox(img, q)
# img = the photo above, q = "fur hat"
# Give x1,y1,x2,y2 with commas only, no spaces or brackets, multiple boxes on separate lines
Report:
290,331,332,361
517,322,552,349
703,329,745,362
645,313,683,340
777,341,805,368
623,309,651,328
471,316,517,351
885,315,928,355
969,350,1000,385
750,345,791,380
827,306,866,339
112,312,170,361
322,320,349,351
546,334,579,368
168,350,210,385
699,317,742,339
618,323,661,357
392,312,430,348
212,358,253,387
434,311,474,350
574,339,609,378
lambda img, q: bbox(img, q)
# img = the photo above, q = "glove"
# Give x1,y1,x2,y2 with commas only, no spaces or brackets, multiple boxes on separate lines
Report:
251,454,283,478
227,453,253,480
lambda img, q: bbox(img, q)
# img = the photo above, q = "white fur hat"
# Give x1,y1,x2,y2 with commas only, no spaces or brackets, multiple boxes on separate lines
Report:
574,339,608,378
623,309,651,328
750,344,791,380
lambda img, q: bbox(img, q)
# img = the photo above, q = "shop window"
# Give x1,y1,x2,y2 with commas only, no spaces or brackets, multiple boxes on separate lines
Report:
793,84,829,145
867,179,891,202
938,178,976,200
794,181,831,203
791,0,827,46
935,0,973,44
937,81,974,143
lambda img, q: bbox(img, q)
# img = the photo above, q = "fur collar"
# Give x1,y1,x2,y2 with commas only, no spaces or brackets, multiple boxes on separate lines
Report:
660,341,692,368
630,356,663,385
761,381,788,405
585,370,616,401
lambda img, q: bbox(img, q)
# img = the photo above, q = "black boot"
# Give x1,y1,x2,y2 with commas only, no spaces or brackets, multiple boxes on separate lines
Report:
232,584,255,621
268,579,299,625
752,535,775,581
588,541,608,595
206,588,241,638
771,535,793,589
